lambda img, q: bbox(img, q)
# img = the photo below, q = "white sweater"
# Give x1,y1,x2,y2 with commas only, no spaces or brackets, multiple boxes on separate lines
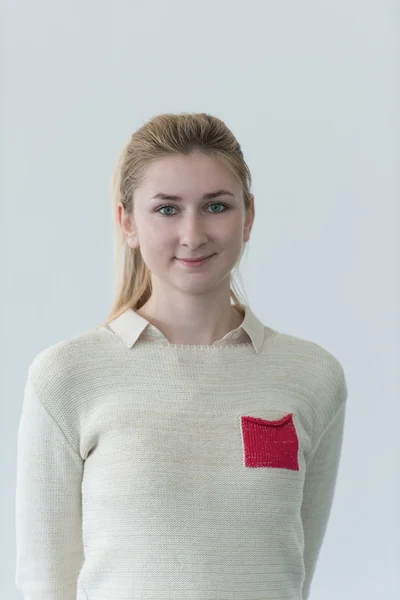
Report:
15,303,347,600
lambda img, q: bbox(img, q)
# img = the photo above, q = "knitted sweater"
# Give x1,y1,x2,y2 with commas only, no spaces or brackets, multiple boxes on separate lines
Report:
15,303,347,600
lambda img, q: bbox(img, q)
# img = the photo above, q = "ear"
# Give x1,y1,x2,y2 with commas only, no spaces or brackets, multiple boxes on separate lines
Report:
118,204,139,249
243,194,255,242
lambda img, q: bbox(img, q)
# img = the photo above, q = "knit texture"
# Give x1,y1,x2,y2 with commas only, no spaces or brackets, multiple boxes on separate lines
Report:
15,304,347,600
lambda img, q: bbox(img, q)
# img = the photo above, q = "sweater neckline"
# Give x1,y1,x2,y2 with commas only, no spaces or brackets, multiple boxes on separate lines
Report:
106,303,274,354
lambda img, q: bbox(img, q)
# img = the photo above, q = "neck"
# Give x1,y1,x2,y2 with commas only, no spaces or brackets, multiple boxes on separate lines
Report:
136,300,245,345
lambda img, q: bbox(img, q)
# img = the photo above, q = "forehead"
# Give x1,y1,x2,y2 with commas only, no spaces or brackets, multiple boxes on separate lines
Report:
139,152,239,193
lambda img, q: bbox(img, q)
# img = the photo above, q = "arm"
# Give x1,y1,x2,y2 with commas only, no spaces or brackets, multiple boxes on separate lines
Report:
15,376,85,600
301,401,347,599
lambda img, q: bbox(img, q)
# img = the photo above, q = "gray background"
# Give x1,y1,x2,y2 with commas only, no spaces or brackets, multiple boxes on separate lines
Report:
2,1,398,598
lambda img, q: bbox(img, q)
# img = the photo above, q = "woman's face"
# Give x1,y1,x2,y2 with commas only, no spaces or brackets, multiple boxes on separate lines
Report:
119,151,254,299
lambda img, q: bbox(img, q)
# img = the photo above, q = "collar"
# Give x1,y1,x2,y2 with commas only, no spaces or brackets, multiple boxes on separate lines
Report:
107,303,268,353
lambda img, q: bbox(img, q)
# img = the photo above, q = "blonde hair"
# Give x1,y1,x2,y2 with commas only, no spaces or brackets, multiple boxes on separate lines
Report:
97,112,253,329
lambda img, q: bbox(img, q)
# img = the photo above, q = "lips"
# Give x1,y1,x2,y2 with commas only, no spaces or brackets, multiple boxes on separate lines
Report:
177,254,215,266
178,254,213,262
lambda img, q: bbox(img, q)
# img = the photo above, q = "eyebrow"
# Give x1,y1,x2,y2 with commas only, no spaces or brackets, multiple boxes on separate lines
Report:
151,189,236,201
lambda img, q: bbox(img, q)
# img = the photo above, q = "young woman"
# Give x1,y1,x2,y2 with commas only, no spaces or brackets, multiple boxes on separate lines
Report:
15,112,347,600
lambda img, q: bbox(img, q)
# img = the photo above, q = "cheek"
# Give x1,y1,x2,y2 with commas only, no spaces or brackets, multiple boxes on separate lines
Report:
220,212,244,232
217,218,245,245
139,224,173,261
140,220,168,244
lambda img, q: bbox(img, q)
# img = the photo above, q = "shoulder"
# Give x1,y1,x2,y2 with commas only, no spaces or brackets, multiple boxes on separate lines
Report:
274,330,345,372
27,326,112,395
268,330,348,407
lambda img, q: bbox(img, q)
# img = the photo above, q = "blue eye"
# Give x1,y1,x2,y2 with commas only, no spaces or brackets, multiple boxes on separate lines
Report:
157,203,229,216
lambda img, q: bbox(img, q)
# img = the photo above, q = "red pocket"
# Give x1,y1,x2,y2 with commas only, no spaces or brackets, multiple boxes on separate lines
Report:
241,413,299,470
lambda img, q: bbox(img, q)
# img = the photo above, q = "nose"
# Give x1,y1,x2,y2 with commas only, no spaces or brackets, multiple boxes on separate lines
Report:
179,213,208,247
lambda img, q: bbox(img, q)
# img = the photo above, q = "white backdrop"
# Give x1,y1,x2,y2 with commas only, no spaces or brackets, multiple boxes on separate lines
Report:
2,1,399,598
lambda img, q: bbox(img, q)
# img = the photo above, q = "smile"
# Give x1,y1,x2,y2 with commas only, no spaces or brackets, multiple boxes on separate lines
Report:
176,254,215,267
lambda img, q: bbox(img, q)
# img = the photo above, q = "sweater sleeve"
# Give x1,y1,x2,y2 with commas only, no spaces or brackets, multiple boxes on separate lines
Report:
15,375,85,600
300,399,347,599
